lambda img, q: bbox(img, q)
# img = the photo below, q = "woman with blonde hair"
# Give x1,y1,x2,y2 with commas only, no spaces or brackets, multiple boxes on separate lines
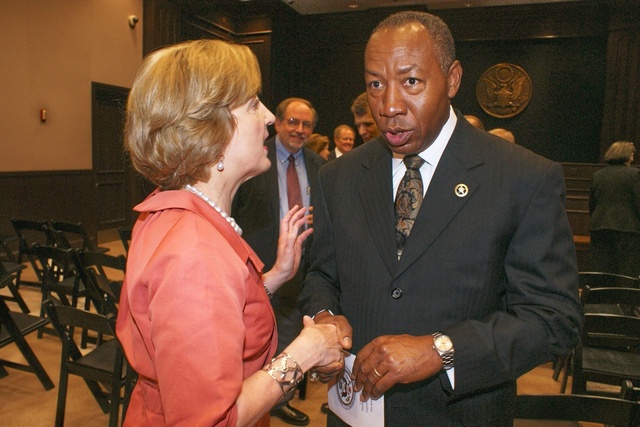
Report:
306,133,330,160
117,39,343,427
589,141,640,276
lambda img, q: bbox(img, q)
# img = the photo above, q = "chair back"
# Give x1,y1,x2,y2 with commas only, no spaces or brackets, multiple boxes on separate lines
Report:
117,227,132,255
578,271,639,289
581,285,640,317
77,251,125,308
42,298,132,427
50,220,104,253
514,394,640,427
11,219,58,284
85,269,120,316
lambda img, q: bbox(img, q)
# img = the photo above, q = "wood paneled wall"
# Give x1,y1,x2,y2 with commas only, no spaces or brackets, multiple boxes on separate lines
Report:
0,171,96,241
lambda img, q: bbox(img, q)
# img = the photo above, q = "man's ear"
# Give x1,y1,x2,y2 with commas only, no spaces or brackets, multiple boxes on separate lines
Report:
446,60,463,99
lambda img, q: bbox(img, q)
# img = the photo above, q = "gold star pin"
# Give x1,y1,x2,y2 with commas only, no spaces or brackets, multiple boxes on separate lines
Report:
454,184,468,197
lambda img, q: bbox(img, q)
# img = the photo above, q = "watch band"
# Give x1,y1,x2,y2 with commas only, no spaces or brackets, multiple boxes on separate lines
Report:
432,331,455,370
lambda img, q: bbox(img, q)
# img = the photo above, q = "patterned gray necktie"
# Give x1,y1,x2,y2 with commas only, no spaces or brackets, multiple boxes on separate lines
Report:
395,154,425,258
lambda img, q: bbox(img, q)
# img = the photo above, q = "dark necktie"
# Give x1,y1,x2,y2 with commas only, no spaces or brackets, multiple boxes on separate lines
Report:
286,154,303,210
395,154,425,258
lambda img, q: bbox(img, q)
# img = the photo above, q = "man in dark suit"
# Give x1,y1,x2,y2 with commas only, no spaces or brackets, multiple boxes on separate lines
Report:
299,11,582,426
351,91,381,144
327,125,356,161
232,97,325,426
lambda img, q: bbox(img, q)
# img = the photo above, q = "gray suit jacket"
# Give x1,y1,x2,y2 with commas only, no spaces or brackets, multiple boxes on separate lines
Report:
300,111,582,425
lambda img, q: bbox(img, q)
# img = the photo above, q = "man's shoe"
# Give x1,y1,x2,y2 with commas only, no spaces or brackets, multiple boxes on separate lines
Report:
270,404,310,426
321,402,329,414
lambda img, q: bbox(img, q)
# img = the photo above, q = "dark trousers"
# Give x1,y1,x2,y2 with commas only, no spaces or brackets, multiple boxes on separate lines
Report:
590,230,640,277
271,291,303,410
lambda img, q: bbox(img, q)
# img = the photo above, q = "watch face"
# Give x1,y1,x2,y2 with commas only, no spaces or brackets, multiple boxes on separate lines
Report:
435,335,453,352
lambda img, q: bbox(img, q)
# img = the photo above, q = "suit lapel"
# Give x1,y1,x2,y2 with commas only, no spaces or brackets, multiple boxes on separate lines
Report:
357,140,398,275
394,119,485,277
265,138,280,222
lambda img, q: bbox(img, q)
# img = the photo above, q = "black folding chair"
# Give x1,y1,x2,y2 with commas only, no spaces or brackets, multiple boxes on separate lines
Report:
0,271,54,390
571,286,640,397
43,298,134,427
11,218,58,288
50,220,110,254
514,393,640,427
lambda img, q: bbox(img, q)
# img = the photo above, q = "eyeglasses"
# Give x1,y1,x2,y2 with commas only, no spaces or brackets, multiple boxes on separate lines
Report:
285,117,313,130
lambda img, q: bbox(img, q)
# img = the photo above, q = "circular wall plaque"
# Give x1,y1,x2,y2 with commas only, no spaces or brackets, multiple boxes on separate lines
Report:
476,63,532,118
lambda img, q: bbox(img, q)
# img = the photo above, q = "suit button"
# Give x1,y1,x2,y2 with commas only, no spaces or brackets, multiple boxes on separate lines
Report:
391,288,403,299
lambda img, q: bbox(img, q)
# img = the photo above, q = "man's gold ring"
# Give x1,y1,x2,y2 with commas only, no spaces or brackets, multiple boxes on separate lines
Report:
309,371,320,382
372,368,383,378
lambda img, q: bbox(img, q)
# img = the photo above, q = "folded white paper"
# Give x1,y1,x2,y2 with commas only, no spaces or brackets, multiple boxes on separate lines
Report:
327,353,384,427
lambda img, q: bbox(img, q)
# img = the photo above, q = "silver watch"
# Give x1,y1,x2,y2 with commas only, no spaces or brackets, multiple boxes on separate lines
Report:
432,332,454,370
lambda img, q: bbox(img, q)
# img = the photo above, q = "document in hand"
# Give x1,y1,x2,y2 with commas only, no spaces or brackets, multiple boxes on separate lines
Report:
328,353,384,427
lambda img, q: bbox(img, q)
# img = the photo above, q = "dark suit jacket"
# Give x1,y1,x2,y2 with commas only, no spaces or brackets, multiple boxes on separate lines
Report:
300,111,582,426
232,137,325,299
327,149,338,162
589,164,640,233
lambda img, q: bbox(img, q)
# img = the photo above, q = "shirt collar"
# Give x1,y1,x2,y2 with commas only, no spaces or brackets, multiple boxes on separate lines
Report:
275,137,303,163
392,106,457,167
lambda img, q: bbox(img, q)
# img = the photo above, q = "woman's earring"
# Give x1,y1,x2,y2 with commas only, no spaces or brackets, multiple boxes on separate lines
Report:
216,156,225,172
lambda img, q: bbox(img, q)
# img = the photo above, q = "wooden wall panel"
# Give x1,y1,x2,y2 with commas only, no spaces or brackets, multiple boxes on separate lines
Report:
0,171,96,243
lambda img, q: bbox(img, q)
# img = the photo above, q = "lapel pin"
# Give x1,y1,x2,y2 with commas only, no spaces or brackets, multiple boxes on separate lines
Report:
454,184,468,197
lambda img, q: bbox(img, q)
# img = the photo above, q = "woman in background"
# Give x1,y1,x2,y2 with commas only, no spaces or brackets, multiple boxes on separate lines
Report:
589,141,640,277
117,39,343,427
306,133,330,160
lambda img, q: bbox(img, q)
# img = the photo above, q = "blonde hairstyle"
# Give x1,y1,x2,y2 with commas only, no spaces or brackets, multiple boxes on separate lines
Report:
125,39,261,190
604,141,636,165
306,133,329,154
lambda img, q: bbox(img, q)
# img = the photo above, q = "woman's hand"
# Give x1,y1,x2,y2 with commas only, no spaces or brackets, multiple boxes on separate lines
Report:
262,205,313,292
285,316,345,374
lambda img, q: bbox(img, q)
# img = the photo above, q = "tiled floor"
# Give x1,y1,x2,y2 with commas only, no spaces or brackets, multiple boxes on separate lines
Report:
0,239,602,426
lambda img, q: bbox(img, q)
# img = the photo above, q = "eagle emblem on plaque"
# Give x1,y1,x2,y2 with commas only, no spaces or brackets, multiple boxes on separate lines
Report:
476,63,532,118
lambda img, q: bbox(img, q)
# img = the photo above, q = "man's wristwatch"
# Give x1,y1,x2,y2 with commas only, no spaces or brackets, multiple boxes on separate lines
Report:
432,332,454,370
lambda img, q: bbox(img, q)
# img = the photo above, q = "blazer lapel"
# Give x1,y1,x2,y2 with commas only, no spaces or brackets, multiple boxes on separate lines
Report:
265,138,280,222
357,140,398,275
395,120,484,277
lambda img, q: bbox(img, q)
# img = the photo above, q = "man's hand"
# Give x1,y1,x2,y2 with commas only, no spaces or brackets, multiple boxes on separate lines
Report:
352,334,443,401
310,313,353,382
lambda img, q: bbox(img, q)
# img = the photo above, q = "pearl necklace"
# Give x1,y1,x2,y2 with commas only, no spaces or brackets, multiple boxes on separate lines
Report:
183,184,242,235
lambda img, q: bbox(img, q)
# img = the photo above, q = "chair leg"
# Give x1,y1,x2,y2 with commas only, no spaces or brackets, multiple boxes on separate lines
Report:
55,363,69,427
6,281,30,313
559,354,571,393
2,313,54,390
552,356,565,381
297,372,307,400
122,366,137,419
109,379,120,427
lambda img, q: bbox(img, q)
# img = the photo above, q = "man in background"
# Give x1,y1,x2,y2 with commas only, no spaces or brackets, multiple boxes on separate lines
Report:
327,124,355,161
351,92,381,143
464,114,485,130
233,97,326,427
489,127,515,143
